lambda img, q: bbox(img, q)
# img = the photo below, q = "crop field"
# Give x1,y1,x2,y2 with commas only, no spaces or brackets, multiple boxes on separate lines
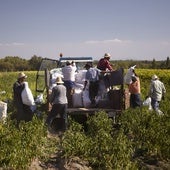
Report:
0,70,170,169
0,69,170,106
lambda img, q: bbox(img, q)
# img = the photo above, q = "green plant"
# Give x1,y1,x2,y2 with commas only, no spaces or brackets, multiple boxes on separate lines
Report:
119,107,170,160
62,111,137,169
0,117,57,169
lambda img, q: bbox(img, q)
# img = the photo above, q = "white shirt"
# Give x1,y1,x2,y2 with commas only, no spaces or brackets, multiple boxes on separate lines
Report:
62,65,77,81
149,79,166,101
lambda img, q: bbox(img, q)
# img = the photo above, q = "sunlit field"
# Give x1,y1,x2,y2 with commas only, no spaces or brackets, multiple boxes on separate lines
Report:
0,70,169,169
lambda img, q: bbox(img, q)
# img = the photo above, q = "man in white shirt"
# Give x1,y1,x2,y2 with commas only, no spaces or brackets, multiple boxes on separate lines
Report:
62,61,77,107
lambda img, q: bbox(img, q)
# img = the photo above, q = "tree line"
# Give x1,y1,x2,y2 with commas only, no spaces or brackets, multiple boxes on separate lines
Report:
0,55,42,71
0,55,169,72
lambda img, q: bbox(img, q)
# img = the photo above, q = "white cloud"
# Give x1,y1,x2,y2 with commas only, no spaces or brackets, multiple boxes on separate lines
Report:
0,42,24,46
84,38,132,44
12,42,25,46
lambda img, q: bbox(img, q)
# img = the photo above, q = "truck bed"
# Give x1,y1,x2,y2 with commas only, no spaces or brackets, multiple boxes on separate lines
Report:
67,107,122,118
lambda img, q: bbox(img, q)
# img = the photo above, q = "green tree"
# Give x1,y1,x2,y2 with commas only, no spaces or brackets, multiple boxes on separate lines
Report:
28,55,42,70
0,56,30,71
166,56,170,69
0,61,14,71
151,58,156,69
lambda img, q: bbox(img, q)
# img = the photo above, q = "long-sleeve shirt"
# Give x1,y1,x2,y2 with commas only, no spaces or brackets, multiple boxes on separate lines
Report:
97,58,113,71
50,84,68,104
13,81,25,107
149,79,166,101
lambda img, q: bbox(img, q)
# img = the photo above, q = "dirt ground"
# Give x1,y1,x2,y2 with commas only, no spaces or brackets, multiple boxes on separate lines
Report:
29,131,170,170
30,157,170,170
29,155,92,170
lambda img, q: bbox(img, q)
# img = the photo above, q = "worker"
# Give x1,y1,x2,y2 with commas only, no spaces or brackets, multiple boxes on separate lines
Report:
46,76,68,131
13,72,34,124
97,53,113,71
62,61,77,107
83,63,100,107
97,53,113,89
129,75,142,108
149,75,166,115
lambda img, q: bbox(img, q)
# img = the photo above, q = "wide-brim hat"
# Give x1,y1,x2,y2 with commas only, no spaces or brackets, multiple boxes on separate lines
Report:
152,74,158,80
18,72,27,79
56,77,64,84
104,53,111,58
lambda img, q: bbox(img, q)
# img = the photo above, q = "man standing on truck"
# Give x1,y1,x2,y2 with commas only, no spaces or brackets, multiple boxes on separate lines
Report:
97,53,114,89
83,63,100,107
62,61,77,107
97,53,113,71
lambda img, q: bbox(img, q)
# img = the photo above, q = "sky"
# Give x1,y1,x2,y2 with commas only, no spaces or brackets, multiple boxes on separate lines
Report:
0,0,170,61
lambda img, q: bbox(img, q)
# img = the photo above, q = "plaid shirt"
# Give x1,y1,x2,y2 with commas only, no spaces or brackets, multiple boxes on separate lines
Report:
97,58,113,71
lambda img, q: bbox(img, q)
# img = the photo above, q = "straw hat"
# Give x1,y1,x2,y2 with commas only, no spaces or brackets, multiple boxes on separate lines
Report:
104,53,111,58
18,72,27,79
56,77,64,84
152,74,158,80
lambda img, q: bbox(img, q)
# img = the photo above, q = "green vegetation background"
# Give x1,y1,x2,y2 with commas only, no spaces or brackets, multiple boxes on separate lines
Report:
0,68,170,169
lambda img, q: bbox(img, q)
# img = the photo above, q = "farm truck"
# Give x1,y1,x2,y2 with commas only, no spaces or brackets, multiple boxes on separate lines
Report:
35,56,130,127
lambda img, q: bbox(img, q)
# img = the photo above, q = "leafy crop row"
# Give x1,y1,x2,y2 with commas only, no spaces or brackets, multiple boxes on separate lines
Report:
0,70,170,169
61,109,170,169
0,117,57,169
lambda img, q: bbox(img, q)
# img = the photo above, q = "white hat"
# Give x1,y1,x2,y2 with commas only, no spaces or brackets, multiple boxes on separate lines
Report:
18,72,27,79
104,53,111,58
152,74,158,80
56,77,64,84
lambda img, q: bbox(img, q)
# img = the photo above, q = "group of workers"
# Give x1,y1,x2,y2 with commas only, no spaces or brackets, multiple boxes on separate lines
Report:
127,68,166,116
13,52,166,131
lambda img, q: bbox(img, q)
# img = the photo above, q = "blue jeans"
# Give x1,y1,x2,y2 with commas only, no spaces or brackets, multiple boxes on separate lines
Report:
130,93,142,108
46,103,68,130
151,98,160,111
